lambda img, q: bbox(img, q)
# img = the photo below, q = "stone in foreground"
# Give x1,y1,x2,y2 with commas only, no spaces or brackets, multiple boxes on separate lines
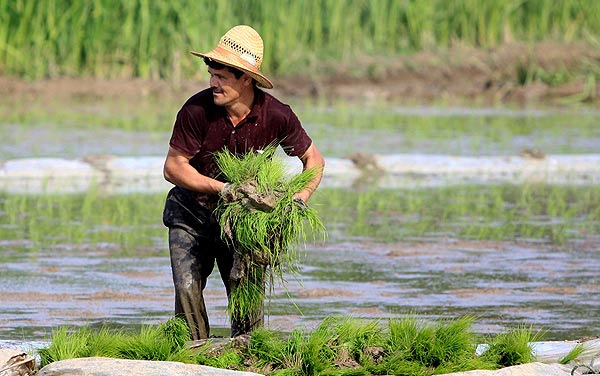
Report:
36,356,264,376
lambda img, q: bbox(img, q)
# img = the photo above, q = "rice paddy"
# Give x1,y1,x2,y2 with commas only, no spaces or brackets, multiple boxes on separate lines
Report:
3,2,600,372
2,99,600,159
1,183,598,252
2,179,599,342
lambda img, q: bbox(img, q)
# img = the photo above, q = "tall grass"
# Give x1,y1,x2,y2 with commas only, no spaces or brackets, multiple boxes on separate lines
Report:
1,0,599,80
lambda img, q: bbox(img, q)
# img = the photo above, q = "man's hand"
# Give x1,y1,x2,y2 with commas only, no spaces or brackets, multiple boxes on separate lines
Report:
220,182,280,212
293,196,308,211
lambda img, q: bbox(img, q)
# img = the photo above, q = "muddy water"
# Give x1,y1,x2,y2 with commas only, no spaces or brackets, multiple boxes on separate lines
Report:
1,238,598,342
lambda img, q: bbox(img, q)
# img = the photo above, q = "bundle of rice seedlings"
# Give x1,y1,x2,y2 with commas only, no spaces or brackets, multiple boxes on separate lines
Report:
479,325,541,367
38,317,194,367
215,145,326,324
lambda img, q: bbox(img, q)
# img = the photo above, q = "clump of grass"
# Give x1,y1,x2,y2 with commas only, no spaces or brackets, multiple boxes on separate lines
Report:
558,343,585,365
479,325,542,367
372,315,495,375
38,317,193,367
215,145,326,323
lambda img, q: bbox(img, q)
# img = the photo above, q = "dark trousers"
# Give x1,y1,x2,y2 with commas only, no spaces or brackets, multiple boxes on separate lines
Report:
163,186,264,340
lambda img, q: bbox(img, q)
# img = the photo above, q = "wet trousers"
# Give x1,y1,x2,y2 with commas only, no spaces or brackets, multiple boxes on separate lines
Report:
163,186,264,340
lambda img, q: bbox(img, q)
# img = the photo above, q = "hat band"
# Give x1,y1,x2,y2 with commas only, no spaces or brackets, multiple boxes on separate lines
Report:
212,45,261,74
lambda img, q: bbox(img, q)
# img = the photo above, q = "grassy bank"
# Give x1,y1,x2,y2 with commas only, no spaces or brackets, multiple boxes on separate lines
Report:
2,1,599,80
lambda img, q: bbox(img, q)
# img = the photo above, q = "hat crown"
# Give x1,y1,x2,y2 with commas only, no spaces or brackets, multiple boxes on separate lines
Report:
218,25,263,69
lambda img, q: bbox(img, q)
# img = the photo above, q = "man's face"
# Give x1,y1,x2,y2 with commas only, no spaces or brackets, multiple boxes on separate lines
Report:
208,66,246,107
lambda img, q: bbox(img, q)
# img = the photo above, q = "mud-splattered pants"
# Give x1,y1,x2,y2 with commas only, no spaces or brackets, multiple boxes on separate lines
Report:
163,186,264,340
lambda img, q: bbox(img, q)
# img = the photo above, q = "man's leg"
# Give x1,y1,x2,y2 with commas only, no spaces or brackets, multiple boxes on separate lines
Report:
169,226,215,340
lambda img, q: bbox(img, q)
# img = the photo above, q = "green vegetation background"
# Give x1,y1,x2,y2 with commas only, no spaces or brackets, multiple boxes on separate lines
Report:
2,0,599,80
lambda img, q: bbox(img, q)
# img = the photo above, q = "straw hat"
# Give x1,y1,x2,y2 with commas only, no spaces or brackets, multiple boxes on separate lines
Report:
191,25,273,89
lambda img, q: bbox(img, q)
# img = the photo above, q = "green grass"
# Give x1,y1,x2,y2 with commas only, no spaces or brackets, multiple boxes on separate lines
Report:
38,317,195,368
1,1,599,80
479,325,541,367
0,189,165,255
558,343,585,365
39,315,547,375
317,183,600,244
1,183,598,257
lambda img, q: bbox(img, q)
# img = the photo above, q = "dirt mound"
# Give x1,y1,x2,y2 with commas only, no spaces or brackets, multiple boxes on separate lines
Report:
1,41,598,106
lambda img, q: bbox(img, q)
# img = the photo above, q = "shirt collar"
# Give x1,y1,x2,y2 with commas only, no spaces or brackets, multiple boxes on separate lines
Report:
246,87,265,120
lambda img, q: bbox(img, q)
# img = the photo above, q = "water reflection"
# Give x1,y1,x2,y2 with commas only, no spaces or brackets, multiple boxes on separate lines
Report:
1,238,598,342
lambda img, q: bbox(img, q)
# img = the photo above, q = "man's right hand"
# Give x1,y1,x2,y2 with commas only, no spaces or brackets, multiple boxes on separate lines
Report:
220,182,280,212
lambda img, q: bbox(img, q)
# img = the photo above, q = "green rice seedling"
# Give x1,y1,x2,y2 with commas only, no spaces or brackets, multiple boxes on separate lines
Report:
316,183,600,244
299,322,337,376
375,315,496,375
83,326,125,359
558,343,585,365
247,327,288,367
278,328,305,371
38,326,93,367
0,190,166,256
215,145,326,323
323,316,384,367
158,316,192,352
201,349,245,370
38,315,548,374
39,318,195,367
117,321,194,363
480,325,542,367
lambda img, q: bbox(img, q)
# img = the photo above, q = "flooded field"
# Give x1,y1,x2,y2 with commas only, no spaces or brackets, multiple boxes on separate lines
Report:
1,236,598,342
2,104,600,159
1,103,599,344
1,182,599,343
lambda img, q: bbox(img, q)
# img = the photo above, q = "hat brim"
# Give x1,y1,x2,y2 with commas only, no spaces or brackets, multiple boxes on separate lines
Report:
191,50,273,89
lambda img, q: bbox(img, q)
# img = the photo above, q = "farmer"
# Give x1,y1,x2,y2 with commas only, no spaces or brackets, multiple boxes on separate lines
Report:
162,25,325,340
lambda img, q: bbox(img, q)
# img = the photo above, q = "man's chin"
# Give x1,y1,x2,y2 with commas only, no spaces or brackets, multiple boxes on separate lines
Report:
212,93,225,105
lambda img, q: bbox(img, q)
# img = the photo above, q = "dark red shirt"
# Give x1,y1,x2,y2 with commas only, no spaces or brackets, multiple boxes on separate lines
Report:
169,87,312,210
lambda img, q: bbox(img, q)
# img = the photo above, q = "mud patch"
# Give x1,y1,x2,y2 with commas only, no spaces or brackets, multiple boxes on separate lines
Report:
1,41,598,106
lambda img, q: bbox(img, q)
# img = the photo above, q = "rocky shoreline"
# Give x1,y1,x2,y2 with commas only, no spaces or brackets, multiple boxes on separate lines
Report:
2,338,600,376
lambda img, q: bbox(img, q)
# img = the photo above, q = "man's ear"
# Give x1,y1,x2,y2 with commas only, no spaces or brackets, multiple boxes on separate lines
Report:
242,74,253,87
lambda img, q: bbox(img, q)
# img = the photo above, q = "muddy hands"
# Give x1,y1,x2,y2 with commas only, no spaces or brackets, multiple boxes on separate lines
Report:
221,181,282,212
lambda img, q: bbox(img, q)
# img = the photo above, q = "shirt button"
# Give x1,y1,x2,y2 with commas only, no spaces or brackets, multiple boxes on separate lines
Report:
231,130,236,134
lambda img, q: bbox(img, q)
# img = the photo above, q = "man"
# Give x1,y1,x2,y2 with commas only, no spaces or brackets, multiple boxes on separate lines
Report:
162,25,325,340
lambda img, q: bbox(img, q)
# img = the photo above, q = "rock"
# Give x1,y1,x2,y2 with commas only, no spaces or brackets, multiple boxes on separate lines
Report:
0,348,35,376
437,362,580,376
36,356,265,376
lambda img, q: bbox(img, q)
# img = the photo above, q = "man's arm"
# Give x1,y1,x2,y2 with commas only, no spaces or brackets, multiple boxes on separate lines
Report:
163,146,225,193
295,143,325,203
